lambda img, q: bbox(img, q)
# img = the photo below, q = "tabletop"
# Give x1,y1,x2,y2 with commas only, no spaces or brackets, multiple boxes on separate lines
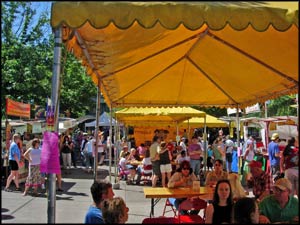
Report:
143,187,214,199
130,160,142,166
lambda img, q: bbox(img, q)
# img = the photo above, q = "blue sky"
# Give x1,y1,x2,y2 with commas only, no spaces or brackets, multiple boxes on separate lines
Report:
31,1,52,17
26,2,53,39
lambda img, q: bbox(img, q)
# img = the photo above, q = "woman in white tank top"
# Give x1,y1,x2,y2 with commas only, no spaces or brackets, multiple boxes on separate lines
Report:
22,138,42,196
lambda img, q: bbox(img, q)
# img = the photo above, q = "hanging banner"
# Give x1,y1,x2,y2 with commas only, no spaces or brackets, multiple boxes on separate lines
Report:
40,131,61,174
245,103,261,114
46,98,55,131
6,123,11,150
227,107,242,116
6,98,30,118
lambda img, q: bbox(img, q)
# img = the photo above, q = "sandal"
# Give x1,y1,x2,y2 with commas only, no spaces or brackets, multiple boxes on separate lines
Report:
15,188,21,192
4,188,12,192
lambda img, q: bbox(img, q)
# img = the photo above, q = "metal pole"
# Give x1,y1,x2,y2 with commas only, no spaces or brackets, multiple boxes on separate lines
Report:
296,94,299,119
109,106,113,182
114,114,118,184
94,83,101,181
203,114,207,174
236,105,240,148
48,27,62,224
5,117,9,181
176,122,179,145
236,105,240,175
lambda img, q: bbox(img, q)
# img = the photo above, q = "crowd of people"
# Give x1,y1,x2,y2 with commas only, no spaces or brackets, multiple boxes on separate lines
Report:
2,127,299,223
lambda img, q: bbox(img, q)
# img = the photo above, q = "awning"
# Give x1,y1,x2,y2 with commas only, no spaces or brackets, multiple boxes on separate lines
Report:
115,106,206,127
51,2,298,108
180,114,228,128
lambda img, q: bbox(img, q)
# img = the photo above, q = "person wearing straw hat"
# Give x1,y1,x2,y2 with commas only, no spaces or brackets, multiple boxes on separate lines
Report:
258,178,299,224
268,133,281,182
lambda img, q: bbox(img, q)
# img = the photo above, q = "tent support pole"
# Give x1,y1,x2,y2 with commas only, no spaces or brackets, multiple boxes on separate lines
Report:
48,27,62,224
203,114,207,175
94,81,101,181
114,113,118,183
176,122,179,145
236,104,240,175
236,104,240,147
109,106,113,182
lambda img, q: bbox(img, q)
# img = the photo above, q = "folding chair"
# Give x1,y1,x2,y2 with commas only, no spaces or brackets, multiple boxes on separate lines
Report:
141,164,153,185
177,198,207,224
142,216,179,224
162,198,177,217
118,165,128,181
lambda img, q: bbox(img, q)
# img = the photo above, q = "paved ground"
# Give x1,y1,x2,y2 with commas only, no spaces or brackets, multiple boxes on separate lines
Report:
1,165,173,224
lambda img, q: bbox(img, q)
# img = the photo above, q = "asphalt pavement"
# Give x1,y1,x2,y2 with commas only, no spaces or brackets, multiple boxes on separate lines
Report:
1,164,170,224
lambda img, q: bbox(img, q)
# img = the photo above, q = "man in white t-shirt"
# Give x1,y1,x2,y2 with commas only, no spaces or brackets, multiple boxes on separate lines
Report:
179,137,187,151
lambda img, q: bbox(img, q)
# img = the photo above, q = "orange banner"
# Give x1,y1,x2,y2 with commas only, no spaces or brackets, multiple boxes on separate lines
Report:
6,98,30,118
6,123,11,150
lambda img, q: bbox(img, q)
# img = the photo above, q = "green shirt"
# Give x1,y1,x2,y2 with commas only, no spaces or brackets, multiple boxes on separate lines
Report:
259,195,299,223
212,144,223,161
149,142,160,161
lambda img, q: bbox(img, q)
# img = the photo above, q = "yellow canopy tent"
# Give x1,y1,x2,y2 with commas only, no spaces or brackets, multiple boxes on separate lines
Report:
49,3,298,219
180,114,228,128
115,106,206,144
115,106,206,127
51,1,298,109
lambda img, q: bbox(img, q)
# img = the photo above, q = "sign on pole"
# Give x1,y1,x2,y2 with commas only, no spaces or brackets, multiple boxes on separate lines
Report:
6,98,30,118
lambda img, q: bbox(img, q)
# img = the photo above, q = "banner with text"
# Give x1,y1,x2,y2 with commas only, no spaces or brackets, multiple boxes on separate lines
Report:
6,98,30,118
245,103,260,114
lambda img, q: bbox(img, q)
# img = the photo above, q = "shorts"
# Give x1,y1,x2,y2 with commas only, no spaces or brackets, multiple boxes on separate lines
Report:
9,160,19,171
126,165,135,170
160,163,172,173
151,160,161,176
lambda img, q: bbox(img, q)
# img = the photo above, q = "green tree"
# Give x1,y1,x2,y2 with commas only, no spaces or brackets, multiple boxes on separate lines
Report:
1,2,97,120
266,95,297,117
2,2,52,118
59,50,97,117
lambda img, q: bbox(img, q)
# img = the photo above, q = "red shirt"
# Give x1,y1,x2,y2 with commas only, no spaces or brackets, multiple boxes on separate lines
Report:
283,145,298,170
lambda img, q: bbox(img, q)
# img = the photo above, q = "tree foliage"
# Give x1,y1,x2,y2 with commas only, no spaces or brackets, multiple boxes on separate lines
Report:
1,2,97,120
267,95,297,117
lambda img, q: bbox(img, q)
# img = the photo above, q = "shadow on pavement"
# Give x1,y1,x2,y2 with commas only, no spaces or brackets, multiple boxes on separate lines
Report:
2,214,15,220
63,191,88,197
1,208,9,213
60,167,109,180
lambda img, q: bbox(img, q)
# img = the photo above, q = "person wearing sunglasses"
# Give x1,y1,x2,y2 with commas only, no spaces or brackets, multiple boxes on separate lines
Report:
205,159,228,187
167,160,198,215
258,178,299,224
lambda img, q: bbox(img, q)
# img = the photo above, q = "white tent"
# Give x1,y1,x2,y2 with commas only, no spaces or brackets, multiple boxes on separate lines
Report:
85,112,117,128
